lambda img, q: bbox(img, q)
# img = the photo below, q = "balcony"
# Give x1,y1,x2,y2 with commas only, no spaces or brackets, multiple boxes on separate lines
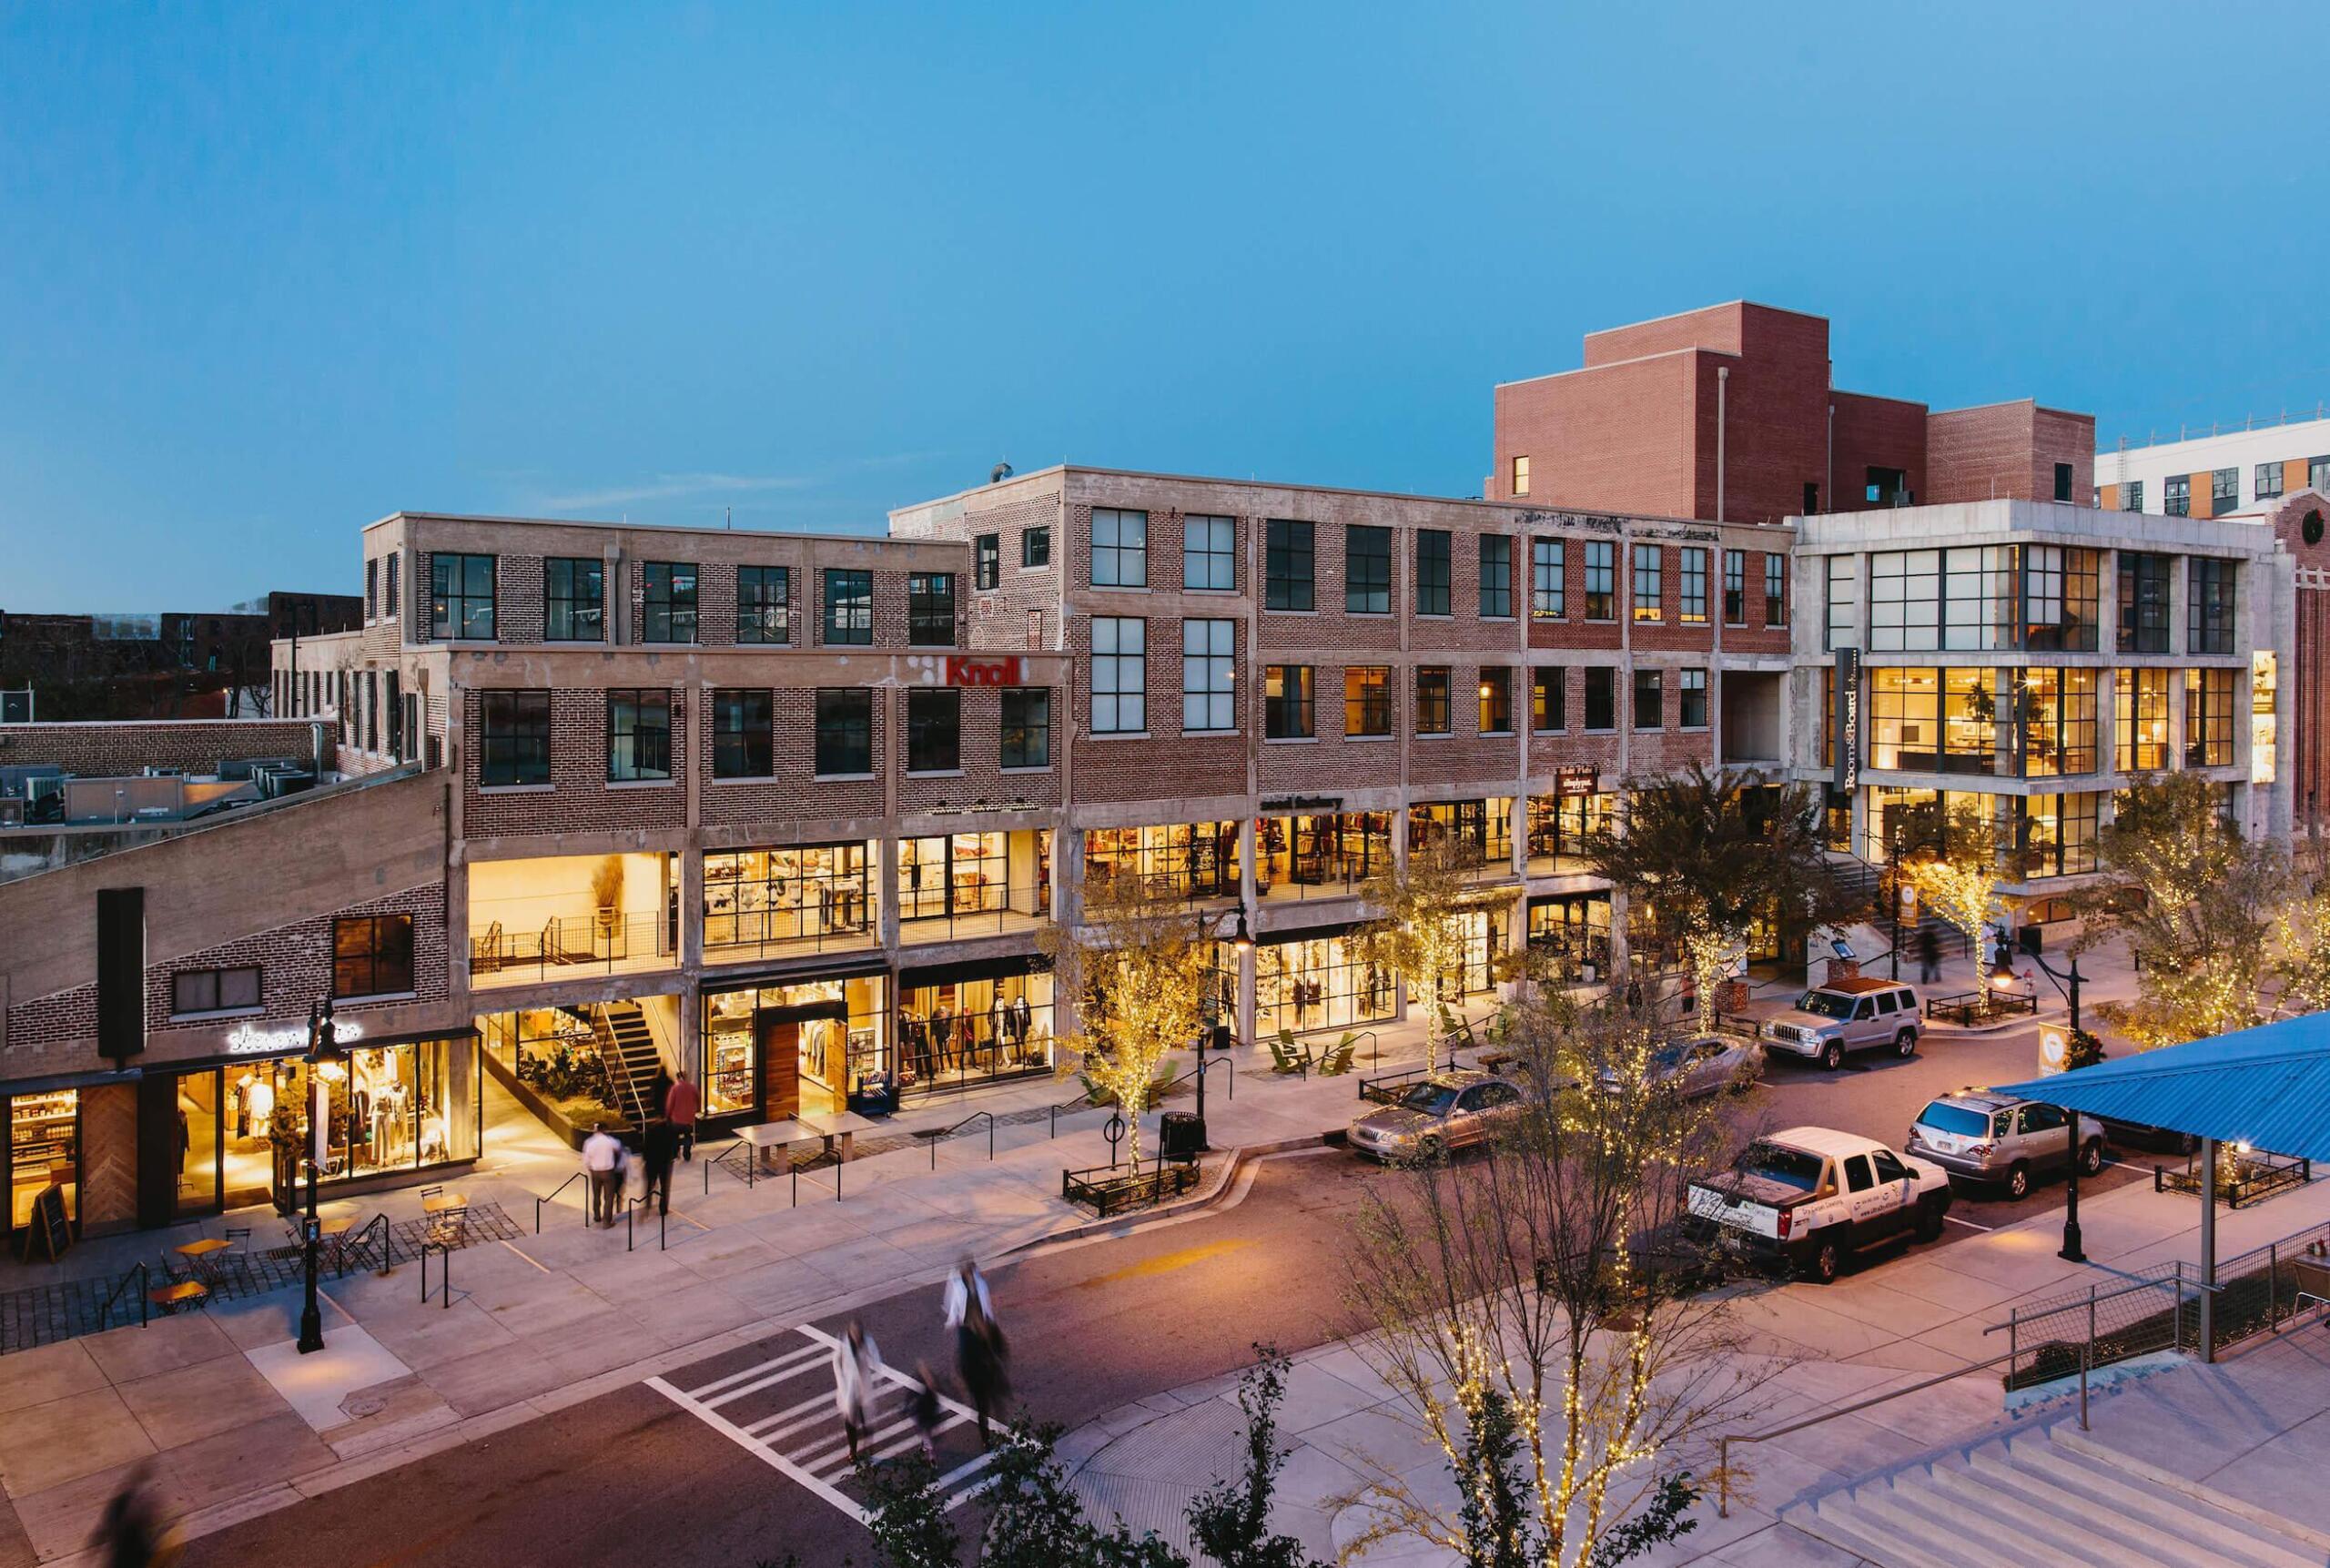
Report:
701,899,879,966
469,851,676,991
897,883,1048,945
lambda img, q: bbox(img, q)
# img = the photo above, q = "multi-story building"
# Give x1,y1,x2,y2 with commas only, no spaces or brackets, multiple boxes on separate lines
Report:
2094,411,2330,519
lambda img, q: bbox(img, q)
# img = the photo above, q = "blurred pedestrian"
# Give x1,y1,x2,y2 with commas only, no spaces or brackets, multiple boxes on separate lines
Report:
582,1121,623,1227
1918,926,1940,985
643,1116,679,1216
665,1070,699,1161
947,1259,1008,1444
907,1360,944,1459
92,1462,177,1568
834,1320,885,1463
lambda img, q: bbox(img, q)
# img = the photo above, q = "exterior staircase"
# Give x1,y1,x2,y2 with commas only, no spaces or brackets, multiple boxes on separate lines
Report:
1784,1421,2330,1568
589,1001,664,1128
1824,856,1961,968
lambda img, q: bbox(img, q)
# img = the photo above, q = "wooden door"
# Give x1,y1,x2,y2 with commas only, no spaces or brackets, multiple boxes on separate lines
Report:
757,1017,800,1122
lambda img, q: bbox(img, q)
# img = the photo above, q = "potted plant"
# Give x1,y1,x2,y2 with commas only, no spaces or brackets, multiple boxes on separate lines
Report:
591,856,625,956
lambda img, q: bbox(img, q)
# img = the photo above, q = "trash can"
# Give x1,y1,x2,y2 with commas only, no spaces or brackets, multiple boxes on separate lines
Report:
2019,926,2043,956
1158,1110,1206,1162
1210,1023,1232,1052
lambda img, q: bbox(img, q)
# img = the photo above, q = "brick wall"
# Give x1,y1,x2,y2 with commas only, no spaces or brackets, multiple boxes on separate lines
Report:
897,685,1063,813
0,718,322,776
460,688,690,840
697,686,886,830
957,494,1063,652
1829,391,1930,513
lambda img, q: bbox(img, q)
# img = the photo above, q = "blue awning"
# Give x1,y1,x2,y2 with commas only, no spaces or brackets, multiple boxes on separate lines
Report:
1991,1013,2330,1163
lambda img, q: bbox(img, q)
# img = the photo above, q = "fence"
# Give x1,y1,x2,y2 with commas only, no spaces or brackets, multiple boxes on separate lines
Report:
471,912,674,984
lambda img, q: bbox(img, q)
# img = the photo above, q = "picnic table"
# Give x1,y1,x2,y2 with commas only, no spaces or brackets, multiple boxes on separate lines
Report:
735,1109,879,1178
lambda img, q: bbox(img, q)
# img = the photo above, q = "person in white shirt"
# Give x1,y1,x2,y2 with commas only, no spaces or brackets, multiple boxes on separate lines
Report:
833,1320,884,1462
941,1258,992,1330
581,1123,624,1227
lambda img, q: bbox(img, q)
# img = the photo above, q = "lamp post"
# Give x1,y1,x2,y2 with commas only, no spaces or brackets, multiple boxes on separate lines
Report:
297,997,346,1354
2022,950,2088,1263
1190,910,1253,1139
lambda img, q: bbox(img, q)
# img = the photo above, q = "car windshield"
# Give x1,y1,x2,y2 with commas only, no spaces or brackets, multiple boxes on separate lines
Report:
1919,1102,1991,1137
1795,991,1857,1019
1734,1142,1826,1191
1648,1045,1689,1072
1398,1084,1460,1116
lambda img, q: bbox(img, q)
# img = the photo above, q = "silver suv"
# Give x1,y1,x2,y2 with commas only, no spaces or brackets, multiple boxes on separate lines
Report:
1761,978,1920,1070
1906,1089,2106,1199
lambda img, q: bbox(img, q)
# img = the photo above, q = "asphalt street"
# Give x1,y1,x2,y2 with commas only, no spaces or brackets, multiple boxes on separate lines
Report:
181,1017,2121,1567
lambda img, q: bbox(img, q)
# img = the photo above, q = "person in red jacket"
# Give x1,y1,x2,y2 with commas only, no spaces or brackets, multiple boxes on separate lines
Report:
664,1070,699,1161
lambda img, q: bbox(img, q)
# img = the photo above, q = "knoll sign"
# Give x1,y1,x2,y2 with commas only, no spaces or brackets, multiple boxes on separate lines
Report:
946,655,1023,687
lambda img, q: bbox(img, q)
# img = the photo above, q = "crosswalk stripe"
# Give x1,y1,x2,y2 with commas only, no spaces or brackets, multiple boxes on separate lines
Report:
802,1415,918,1476
694,1344,831,1404
741,1391,836,1438
646,1373,868,1527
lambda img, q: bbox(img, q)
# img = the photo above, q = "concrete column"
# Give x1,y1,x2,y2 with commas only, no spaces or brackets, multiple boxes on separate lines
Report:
1607,887,1633,983
876,833,901,952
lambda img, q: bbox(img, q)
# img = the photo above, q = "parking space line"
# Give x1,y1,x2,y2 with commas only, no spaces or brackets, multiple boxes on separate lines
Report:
1945,1214,1997,1232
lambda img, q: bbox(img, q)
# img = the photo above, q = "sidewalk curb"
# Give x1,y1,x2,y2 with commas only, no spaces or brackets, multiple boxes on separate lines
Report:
997,1134,1334,1256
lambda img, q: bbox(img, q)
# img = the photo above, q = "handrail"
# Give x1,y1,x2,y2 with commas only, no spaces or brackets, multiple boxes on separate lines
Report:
917,1109,998,1168
96,1261,151,1331
339,1212,395,1276
1979,1268,2223,1337
536,1170,588,1232
704,1135,751,1194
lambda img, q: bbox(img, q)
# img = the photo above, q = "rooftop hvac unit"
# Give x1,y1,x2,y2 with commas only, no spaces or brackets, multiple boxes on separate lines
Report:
0,798,22,827
0,690,31,724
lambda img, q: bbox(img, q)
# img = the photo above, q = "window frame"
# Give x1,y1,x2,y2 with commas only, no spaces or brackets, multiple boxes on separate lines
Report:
1679,546,1708,624
1511,454,1530,496
1633,666,1664,731
1583,541,1616,622
1344,666,1393,738
974,534,1000,591
1414,529,1453,617
907,572,957,647
905,687,961,774
1091,616,1148,735
1263,664,1314,740
1180,617,1237,733
431,552,496,641
2256,462,2285,502
1677,667,1708,730
1022,527,1051,568
1531,539,1565,620
815,688,876,777
1264,520,1315,612
1723,549,1747,625
2188,558,2237,656
1346,525,1393,615
1414,666,1453,736
711,688,774,779
332,914,414,1000
1000,687,1051,769
1632,544,1663,623
171,964,262,1018
823,568,875,646
1090,507,1150,589
1583,667,1616,732
606,688,674,783
734,565,790,645
478,690,552,787
1478,535,1513,619
1531,667,1565,733
1182,515,1236,592
641,561,699,644
544,557,606,642
1478,666,1514,735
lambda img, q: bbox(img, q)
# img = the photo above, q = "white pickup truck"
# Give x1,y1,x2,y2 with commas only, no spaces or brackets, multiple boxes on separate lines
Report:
1685,1126,1953,1284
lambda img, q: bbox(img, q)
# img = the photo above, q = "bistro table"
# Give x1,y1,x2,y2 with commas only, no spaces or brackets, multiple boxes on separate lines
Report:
421,1191,466,1215
175,1236,232,1286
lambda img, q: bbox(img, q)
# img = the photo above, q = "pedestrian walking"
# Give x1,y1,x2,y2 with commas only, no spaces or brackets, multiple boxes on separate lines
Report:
1918,926,1940,985
643,1116,679,1216
946,1259,1008,1443
91,1462,177,1568
581,1121,623,1227
665,1070,699,1161
907,1360,944,1459
834,1320,885,1463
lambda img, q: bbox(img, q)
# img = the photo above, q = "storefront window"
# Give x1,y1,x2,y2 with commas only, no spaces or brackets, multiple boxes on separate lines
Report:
1256,936,1397,1037
2021,668,2097,777
699,976,888,1121
257,1037,481,1201
1437,908,1504,998
8,1089,78,1234
1526,792,1612,871
1408,800,1514,879
1084,822,1240,901
898,967,1055,1094
1526,894,1611,983
1255,812,1392,900
704,843,875,957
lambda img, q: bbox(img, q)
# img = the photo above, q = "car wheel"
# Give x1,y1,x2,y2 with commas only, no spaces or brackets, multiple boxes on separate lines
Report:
2003,1161,2031,1200
1820,1040,1844,1071
1895,1029,1917,1058
1798,1236,1842,1284
2079,1139,2105,1177
1915,1201,1947,1242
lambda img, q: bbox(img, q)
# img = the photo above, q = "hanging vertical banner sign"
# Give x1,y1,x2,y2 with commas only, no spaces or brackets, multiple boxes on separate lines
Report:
1834,648,1861,792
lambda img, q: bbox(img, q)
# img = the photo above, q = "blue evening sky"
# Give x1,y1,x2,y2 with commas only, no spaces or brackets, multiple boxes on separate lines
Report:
3,2,2324,611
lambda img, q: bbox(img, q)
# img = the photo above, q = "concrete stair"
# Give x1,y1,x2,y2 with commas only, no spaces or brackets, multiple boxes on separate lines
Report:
1784,1421,2330,1568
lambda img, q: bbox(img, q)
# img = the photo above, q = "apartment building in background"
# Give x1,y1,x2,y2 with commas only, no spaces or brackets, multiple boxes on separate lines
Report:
2094,411,2330,518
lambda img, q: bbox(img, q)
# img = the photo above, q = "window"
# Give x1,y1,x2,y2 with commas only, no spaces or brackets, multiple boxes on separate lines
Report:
478,691,551,785
1181,618,1236,732
2116,668,2169,772
1346,525,1392,613
816,689,875,775
1869,668,1937,770
1183,515,1235,591
172,965,260,1017
1265,520,1314,611
2123,480,2144,512
2022,546,2101,652
734,565,789,644
1764,553,1788,626
1634,668,1664,730
431,553,495,640
1478,667,1514,734
823,568,873,645
2054,462,2075,502
2313,457,2330,492
365,671,378,753
1869,549,1941,651
2186,668,2236,767
1415,530,1452,615
2164,474,2191,517
1000,688,1050,769
1632,544,1663,622
1584,541,1616,620
1584,668,1616,731
907,573,957,646
1478,535,1513,618
2258,462,2285,502
1821,555,1858,652
1022,527,1050,568
1678,668,1707,729
1091,617,1147,733
1844,1155,1875,1193
545,558,605,642
333,915,413,999
1678,547,1708,624
974,534,999,590
2023,794,2100,878
384,555,399,616
642,562,698,643
712,689,773,778
1511,455,1530,496
2118,553,2172,653
906,689,959,773
607,689,672,782
1866,466,1909,506
1344,666,1392,737
1091,507,1149,587
2190,559,2237,655
385,670,402,759
1723,550,1746,624
2021,668,2097,776
1415,668,1452,735
2212,468,2239,514
1531,667,1565,732
365,559,378,620
1531,539,1565,619
1263,665,1314,739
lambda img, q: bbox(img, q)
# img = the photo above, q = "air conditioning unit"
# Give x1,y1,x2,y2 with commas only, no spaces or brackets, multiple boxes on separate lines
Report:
0,690,31,724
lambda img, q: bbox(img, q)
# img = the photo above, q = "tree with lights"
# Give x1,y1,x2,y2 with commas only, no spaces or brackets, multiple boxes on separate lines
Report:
2072,772,2288,1050
1893,797,2006,971
1583,765,1849,1036
1041,873,1212,1168
1352,834,1487,1073
1333,991,1775,1567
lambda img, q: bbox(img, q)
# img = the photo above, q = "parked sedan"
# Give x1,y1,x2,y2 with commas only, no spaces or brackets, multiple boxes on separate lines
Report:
1346,1069,1528,1161
1598,1033,1765,1099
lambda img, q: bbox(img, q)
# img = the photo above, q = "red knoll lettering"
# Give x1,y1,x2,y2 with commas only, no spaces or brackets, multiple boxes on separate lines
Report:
947,656,1022,686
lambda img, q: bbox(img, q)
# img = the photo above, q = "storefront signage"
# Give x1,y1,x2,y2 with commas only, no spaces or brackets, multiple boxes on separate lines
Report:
1833,647,1861,792
1260,794,1342,814
946,654,1023,687
1555,765,1598,799
225,1018,365,1057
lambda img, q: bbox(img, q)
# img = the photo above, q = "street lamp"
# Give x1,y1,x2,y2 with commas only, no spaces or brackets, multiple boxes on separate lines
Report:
297,997,346,1354
2023,951,2089,1263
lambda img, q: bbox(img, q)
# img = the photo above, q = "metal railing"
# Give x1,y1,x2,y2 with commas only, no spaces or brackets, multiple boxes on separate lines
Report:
895,883,1048,943
700,907,879,963
1990,1265,2226,1391
536,1170,588,1232
96,1262,152,1331
336,1213,394,1277
2155,1149,2313,1209
419,1239,452,1308
471,912,675,984
914,1110,998,1169
1062,1149,1202,1218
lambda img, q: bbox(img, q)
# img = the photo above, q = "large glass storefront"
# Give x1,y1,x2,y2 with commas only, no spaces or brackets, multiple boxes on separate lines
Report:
7,1089,78,1237
1409,799,1515,878
700,975,888,1121
704,843,876,957
1084,822,1241,901
255,1039,481,1204
1525,792,1614,872
1255,932,1397,1037
897,962,1055,1093
1526,893,1612,984
897,830,1051,936
1255,812,1392,900
1439,908,1503,999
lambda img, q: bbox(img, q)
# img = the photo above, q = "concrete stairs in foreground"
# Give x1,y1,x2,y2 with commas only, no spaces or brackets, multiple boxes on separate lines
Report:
1784,1421,2330,1568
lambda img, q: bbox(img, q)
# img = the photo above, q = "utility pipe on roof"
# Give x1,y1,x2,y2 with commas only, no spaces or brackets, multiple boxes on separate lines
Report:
1716,366,1729,524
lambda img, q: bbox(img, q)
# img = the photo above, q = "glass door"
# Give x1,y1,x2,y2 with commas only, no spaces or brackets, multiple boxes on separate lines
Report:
174,1070,223,1217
